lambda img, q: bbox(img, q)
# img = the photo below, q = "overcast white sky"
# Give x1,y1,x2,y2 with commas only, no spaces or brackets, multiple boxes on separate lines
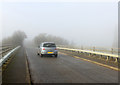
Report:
0,0,118,47
1,0,119,2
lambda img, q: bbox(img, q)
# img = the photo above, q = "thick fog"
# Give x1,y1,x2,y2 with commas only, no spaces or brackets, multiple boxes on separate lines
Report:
1,1,118,48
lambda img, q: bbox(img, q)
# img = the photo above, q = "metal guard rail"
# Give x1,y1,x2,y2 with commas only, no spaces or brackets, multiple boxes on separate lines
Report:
57,47,119,62
0,46,20,67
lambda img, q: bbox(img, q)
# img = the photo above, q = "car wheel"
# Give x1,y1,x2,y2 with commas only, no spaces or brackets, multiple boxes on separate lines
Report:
55,54,57,57
40,54,43,57
37,53,39,55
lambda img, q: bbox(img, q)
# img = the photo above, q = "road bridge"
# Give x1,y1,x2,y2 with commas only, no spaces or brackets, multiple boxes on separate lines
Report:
0,45,119,84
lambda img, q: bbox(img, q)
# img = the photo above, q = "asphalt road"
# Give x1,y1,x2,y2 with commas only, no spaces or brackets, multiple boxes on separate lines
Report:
25,47,118,83
2,47,29,84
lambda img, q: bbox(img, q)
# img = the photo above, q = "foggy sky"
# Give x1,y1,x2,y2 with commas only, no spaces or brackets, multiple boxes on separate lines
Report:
1,1,118,47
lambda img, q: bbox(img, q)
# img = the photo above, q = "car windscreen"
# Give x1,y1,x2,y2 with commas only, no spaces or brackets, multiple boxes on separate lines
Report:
43,43,56,47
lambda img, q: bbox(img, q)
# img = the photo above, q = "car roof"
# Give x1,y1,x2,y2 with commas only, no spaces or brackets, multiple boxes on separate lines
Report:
42,42,55,44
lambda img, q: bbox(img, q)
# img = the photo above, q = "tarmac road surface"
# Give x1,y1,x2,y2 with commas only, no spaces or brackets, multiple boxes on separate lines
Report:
25,47,118,83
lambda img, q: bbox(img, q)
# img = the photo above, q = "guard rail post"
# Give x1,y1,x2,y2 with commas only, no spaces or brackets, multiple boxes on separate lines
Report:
57,47,119,63
0,46,20,67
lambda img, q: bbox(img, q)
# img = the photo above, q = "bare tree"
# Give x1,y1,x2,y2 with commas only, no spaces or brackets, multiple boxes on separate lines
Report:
34,33,69,46
2,30,27,46
12,31,27,46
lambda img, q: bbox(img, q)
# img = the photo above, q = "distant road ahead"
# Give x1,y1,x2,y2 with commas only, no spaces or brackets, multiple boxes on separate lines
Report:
25,47,118,83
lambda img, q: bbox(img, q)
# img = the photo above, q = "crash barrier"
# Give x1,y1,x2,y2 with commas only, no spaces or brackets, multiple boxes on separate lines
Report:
0,46,20,67
57,47,119,62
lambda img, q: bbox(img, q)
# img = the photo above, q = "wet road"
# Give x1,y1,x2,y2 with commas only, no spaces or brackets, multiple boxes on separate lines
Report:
2,47,29,84
25,47,118,83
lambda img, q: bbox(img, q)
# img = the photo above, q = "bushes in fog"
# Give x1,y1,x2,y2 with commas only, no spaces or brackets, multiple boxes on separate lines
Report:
34,33,69,46
2,31,27,46
2,31,70,46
